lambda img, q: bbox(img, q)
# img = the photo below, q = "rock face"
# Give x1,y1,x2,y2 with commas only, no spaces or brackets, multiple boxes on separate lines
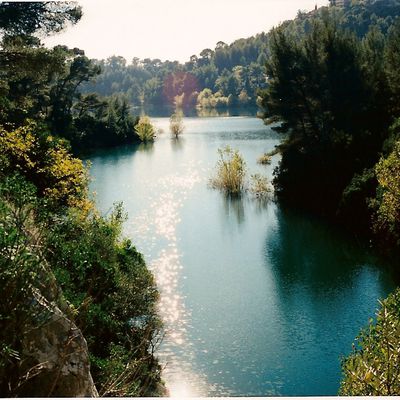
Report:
17,288,98,397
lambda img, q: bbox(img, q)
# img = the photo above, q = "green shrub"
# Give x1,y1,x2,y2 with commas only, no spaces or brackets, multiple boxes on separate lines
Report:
210,146,246,195
371,139,400,247
46,203,162,396
135,116,156,142
340,289,400,395
0,173,163,396
0,121,90,210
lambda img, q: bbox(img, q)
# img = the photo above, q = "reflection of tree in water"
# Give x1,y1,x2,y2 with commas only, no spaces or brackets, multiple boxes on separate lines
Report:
222,194,245,225
137,142,155,154
264,206,384,293
170,137,184,152
253,194,271,215
197,108,229,118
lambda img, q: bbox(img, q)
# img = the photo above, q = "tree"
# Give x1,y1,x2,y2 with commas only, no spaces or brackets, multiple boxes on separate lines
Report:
259,17,390,216
384,20,400,116
49,48,101,136
135,116,156,142
169,111,184,138
0,2,82,37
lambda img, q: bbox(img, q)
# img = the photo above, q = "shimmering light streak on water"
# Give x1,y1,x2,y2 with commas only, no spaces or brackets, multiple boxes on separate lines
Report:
125,165,212,395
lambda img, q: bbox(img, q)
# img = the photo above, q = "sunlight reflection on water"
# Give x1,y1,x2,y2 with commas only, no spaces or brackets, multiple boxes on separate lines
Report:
127,163,212,396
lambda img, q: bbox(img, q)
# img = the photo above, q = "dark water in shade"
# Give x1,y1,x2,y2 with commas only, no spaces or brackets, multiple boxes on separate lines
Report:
89,116,395,397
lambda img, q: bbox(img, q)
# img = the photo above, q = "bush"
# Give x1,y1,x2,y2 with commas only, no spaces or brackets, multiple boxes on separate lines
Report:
257,153,272,165
169,111,184,138
210,146,246,195
340,289,400,395
0,121,90,210
134,116,156,142
371,139,400,247
46,203,162,396
250,173,270,197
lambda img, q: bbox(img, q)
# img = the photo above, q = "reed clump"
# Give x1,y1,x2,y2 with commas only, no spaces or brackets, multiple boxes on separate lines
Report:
210,146,246,195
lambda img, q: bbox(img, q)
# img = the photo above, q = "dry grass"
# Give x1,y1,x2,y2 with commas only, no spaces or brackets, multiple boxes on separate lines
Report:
210,146,246,195
249,173,270,197
257,153,272,165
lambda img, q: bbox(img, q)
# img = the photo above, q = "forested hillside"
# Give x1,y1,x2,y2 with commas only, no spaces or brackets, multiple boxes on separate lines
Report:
82,0,400,110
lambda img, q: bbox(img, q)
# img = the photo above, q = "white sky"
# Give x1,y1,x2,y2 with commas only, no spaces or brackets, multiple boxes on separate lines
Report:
44,0,329,63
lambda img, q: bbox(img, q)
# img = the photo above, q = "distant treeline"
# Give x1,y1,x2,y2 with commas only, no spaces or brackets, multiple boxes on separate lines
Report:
82,0,400,110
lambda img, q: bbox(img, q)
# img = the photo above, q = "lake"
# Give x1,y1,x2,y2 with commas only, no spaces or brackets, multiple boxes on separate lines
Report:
89,116,395,396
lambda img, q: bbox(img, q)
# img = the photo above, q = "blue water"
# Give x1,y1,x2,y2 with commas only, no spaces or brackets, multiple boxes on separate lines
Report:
89,116,395,396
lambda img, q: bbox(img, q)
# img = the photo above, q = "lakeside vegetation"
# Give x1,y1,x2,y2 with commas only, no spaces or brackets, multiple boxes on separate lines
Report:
0,2,163,396
260,4,400,254
258,1,400,394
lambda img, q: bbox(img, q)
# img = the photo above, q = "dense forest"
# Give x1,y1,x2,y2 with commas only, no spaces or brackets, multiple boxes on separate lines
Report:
260,3,400,252
0,2,163,396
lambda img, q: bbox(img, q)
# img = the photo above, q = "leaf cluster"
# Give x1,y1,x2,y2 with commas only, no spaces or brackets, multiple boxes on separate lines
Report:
340,289,400,395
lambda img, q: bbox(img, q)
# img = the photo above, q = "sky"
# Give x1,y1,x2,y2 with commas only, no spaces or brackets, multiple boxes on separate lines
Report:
44,0,329,63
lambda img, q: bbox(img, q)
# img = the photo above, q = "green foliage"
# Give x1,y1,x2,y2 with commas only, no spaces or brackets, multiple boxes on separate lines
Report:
0,121,90,210
73,94,140,151
338,168,377,233
260,12,400,222
0,174,56,395
210,146,246,195
340,289,400,395
372,139,400,247
135,116,156,142
169,111,184,138
0,5,138,153
384,20,400,116
0,170,163,396
0,1,82,37
0,2,164,396
196,88,230,109
46,204,162,396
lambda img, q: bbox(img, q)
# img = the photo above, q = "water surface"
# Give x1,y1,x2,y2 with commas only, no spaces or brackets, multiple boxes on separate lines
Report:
89,116,395,396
